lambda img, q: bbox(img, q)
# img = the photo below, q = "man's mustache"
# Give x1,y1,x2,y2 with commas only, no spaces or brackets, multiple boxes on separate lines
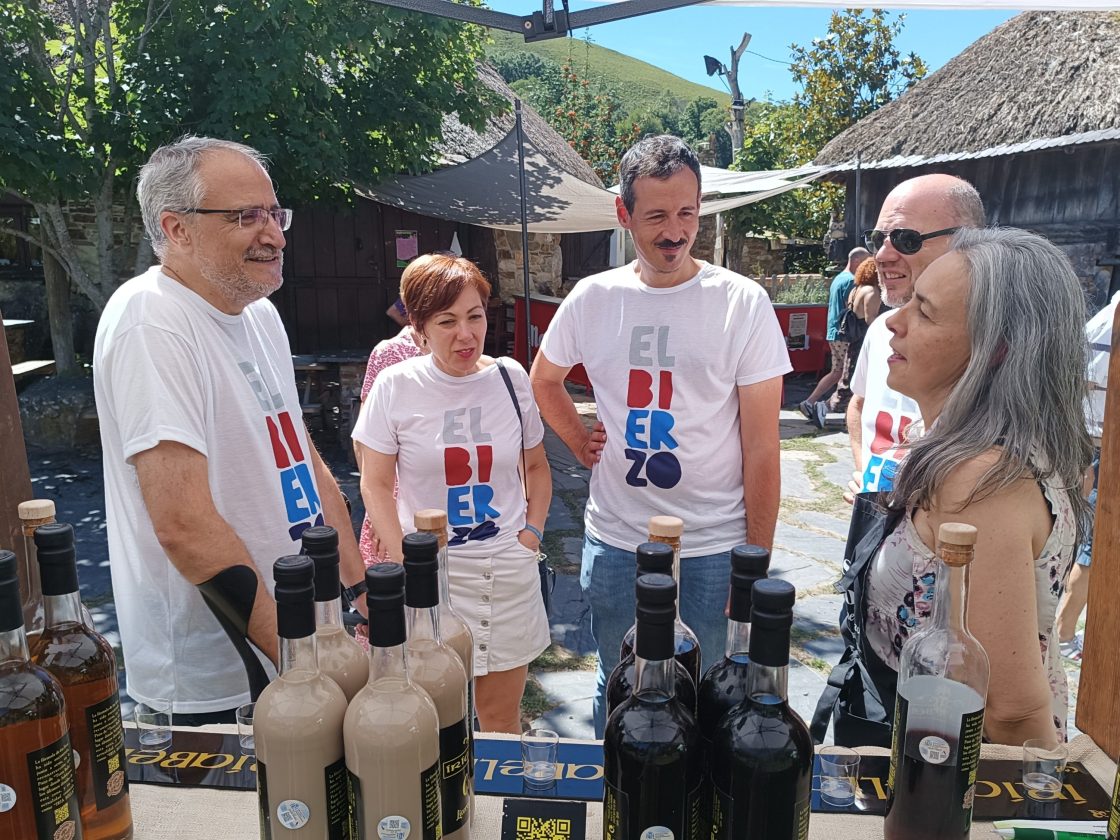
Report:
656,239,688,249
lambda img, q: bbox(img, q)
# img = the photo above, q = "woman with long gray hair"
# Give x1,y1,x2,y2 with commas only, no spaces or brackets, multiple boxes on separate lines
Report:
864,227,1091,745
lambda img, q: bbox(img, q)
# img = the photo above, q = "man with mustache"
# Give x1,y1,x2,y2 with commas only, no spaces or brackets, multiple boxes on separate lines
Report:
93,136,365,722
846,173,985,497
531,135,791,736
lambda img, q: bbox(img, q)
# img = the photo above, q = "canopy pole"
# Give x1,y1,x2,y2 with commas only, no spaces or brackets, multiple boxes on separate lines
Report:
515,100,532,368
854,151,862,250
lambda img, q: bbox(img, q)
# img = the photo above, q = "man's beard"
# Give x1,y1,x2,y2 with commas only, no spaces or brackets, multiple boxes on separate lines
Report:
198,248,284,307
881,284,911,308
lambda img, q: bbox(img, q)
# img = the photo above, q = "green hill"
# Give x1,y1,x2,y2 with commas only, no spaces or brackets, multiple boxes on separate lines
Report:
485,29,730,113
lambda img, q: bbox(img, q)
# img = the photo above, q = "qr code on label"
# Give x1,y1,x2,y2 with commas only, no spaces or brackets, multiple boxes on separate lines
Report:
515,816,572,840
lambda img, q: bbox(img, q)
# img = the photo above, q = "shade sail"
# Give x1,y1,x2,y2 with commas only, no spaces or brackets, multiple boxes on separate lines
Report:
358,127,832,234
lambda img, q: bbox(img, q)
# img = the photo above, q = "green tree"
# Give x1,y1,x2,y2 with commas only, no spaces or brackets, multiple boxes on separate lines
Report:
547,61,640,184
0,0,499,315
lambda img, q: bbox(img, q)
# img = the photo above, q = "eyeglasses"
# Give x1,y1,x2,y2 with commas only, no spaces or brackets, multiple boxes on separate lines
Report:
863,227,959,256
175,207,293,231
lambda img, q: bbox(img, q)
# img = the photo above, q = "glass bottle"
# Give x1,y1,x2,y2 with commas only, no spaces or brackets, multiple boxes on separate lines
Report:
18,499,54,642
0,548,84,840
885,523,990,840
711,579,813,839
403,533,471,840
29,524,132,840
345,564,442,840
254,555,350,838
606,542,697,717
603,573,702,840
619,516,702,684
302,526,368,702
1107,759,1119,840
696,544,770,838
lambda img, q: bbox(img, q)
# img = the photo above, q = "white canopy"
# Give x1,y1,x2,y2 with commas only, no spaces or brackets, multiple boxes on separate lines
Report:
358,126,831,234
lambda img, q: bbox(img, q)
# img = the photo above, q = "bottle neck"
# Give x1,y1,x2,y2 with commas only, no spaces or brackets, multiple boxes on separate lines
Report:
279,633,320,679
0,626,30,664
43,591,85,628
725,617,751,659
406,604,441,643
633,654,676,701
933,561,970,633
436,543,454,613
748,660,789,704
369,642,409,684
315,597,345,630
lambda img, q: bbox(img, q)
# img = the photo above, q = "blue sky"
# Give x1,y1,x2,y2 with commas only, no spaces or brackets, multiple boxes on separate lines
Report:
484,2,1018,102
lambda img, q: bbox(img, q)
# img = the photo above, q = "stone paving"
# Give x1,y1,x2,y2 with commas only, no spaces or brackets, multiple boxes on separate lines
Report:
19,373,1085,738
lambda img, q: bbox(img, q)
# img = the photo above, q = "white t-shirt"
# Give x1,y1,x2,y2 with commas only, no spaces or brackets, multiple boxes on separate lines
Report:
93,268,319,712
352,356,544,557
1085,291,1118,440
849,316,921,493
538,261,791,556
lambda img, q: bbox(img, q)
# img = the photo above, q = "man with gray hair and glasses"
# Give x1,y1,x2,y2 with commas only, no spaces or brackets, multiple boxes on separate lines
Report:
93,136,366,724
846,174,985,498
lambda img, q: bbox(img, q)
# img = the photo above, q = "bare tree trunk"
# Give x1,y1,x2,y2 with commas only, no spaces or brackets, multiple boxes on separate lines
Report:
42,249,76,376
34,201,108,311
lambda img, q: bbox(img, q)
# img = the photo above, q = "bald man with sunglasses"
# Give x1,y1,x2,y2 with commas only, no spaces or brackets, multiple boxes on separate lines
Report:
845,174,986,498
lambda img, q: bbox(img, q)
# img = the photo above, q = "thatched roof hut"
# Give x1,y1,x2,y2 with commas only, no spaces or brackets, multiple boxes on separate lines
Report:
815,12,1120,168
815,12,1120,305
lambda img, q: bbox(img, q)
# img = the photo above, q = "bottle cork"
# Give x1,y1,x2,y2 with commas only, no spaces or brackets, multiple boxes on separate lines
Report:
414,509,448,548
938,522,978,567
647,515,684,546
18,499,56,535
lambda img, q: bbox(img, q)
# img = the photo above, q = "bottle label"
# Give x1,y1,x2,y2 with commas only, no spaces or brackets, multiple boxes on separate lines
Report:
0,782,15,812
278,800,312,829
84,689,129,810
793,797,810,840
711,784,732,840
639,827,673,840
438,717,470,834
887,693,903,794
26,732,82,840
420,759,441,840
323,756,352,839
259,759,272,838
1108,765,1120,839
685,778,703,840
603,778,628,840
377,815,411,840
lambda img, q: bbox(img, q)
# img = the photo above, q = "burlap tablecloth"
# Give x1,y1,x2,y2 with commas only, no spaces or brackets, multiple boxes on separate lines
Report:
129,733,1117,839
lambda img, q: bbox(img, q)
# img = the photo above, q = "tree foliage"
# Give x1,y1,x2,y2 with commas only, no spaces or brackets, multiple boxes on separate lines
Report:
549,61,641,184
0,0,500,310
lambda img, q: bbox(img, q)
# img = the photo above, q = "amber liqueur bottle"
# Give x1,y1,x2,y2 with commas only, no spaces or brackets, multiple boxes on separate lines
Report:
885,523,990,840
711,579,813,840
302,526,368,702
619,516,702,685
30,523,132,839
254,555,351,839
403,533,471,840
606,542,697,716
346,564,442,840
0,548,84,840
18,498,55,642
696,545,770,836
603,573,702,840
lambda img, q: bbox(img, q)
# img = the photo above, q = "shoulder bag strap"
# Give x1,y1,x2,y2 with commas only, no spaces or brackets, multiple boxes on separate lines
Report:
495,359,528,495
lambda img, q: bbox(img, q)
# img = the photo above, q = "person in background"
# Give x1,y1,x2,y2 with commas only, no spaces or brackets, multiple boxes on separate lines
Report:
530,135,790,738
846,174,985,499
353,253,551,733
93,136,366,723
800,247,868,425
386,297,409,328
865,227,1091,744
1055,288,1118,660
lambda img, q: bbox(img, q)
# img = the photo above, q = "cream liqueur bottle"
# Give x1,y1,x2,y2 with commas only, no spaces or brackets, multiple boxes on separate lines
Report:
345,563,442,840
255,555,351,839
302,526,368,701
403,533,471,840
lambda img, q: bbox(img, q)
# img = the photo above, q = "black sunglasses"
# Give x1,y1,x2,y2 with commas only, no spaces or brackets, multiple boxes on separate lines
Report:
863,227,959,256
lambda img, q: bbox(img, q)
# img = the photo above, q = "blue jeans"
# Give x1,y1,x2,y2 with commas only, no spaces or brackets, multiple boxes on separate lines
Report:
581,534,732,738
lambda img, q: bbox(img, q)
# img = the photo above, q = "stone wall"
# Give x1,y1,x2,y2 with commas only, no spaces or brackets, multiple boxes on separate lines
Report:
493,229,564,300
729,233,787,278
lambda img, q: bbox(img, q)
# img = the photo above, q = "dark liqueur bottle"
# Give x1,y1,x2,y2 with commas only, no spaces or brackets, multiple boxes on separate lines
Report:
711,579,813,840
696,544,770,838
885,523,989,840
619,517,702,685
0,549,84,840
1108,759,1119,840
603,573,702,840
606,543,697,717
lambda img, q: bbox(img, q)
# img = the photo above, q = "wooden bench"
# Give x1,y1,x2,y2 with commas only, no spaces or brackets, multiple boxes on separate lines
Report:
11,359,55,383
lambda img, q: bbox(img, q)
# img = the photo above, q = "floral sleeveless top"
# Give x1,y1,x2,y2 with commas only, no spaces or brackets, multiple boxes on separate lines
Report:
864,475,1077,739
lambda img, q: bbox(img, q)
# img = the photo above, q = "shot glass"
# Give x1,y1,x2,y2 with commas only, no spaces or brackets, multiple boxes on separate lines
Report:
236,703,255,755
818,745,861,807
521,728,559,785
133,698,172,747
1022,739,1068,797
